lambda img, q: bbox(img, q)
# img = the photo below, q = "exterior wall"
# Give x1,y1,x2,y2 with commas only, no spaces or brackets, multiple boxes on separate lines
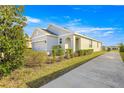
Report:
46,35,58,54
58,34,74,52
59,34,102,52
79,36,102,52
98,42,102,51
92,41,102,51
72,35,76,52
80,37,91,49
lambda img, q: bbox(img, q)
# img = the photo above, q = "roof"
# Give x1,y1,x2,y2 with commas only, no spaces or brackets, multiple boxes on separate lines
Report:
42,29,57,36
48,24,102,43
48,24,71,33
33,24,102,43
74,33,102,43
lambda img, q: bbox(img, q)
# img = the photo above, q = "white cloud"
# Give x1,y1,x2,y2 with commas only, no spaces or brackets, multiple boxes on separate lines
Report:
63,16,70,19
26,16,41,23
73,7,81,10
63,19,117,38
64,18,82,27
103,31,114,36
64,19,115,34
89,28,114,31
68,26,115,38
66,26,115,33
73,19,82,22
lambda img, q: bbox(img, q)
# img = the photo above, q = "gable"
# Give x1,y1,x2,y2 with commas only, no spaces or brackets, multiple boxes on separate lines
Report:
31,28,50,38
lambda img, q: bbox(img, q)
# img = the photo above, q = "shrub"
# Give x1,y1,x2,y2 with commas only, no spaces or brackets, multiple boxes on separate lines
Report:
52,49,56,63
87,49,94,54
77,49,93,56
119,43,124,52
77,50,85,56
66,49,73,59
74,52,79,57
59,48,64,61
85,49,93,55
0,6,27,76
52,45,64,62
52,45,64,56
25,50,48,67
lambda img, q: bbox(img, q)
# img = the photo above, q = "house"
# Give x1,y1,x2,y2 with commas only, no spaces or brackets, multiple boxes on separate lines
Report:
105,46,120,51
31,24,102,54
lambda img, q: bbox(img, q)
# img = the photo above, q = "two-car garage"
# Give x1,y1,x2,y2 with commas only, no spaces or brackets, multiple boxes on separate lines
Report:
32,40,47,51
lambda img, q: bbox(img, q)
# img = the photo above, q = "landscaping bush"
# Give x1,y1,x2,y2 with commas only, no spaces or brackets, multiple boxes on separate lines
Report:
59,48,65,61
77,49,93,56
77,50,85,56
66,49,73,59
52,49,56,63
74,52,79,57
85,49,93,55
52,45,64,62
119,43,124,52
87,49,94,54
25,50,48,67
52,45,64,56
0,6,27,76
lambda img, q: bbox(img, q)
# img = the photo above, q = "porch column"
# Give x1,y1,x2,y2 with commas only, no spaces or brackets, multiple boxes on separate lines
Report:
72,35,76,52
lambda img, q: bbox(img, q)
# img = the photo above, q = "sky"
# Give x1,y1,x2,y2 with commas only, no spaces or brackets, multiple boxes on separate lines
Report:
24,5,124,46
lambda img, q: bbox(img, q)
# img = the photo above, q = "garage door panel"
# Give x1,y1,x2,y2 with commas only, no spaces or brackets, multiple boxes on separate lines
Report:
33,41,46,51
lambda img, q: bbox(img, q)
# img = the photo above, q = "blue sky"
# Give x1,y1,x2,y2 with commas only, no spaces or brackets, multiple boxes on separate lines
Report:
24,5,124,46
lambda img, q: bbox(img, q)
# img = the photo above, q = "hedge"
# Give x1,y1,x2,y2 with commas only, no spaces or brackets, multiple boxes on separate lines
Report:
77,49,94,56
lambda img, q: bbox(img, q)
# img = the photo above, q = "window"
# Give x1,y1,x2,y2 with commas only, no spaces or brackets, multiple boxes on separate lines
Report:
59,38,62,44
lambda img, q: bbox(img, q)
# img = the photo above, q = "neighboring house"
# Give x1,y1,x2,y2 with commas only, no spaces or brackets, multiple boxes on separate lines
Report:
31,24,102,54
105,46,120,51
26,37,32,48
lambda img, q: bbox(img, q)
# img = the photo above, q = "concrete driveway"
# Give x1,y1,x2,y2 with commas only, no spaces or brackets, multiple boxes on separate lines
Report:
41,52,124,88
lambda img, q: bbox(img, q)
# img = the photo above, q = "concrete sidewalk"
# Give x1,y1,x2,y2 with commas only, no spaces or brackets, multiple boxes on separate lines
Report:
41,52,124,88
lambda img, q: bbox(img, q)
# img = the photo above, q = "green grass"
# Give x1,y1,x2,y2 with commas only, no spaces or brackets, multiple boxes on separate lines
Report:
120,52,124,62
0,51,106,88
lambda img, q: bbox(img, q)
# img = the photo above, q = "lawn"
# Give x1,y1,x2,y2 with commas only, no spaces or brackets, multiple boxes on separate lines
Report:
120,52,124,62
0,51,106,88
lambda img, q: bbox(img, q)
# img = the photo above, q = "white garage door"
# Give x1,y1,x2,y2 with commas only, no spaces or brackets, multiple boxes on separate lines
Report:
33,41,46,51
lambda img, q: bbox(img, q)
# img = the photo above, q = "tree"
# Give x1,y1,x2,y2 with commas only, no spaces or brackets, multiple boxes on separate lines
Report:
0,6,27,76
